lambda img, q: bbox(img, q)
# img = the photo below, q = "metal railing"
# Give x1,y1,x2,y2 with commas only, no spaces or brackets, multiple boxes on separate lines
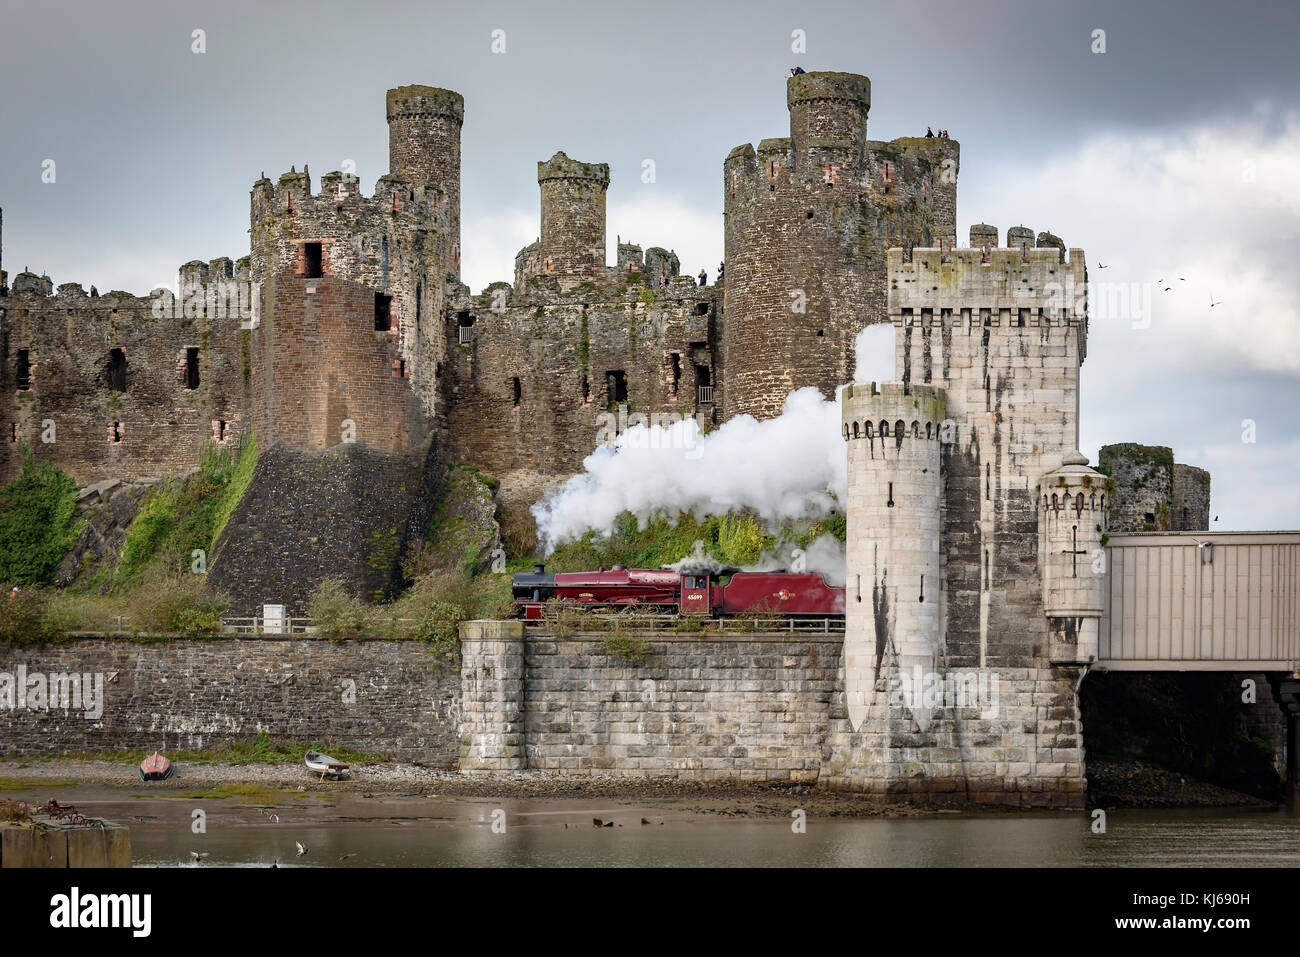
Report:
458,325,474,344
697,385,714,404
527,613,844,635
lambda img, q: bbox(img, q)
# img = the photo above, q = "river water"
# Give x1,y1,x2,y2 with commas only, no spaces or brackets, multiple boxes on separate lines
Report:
16,788,1300,867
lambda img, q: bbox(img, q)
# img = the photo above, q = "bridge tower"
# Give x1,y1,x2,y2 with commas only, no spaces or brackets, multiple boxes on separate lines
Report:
841,381,946,731
1038,451,1107,665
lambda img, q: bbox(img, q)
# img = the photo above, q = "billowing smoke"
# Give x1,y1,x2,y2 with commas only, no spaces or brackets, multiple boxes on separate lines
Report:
667,534,847,586
530,325,894,558
531,387,846,554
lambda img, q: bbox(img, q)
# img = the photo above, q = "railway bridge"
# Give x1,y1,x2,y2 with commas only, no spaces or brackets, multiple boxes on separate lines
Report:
1099,531,1300,807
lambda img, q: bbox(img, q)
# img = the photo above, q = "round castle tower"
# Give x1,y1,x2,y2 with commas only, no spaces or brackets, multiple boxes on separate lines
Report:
386,85,464,276
722,71,959,423
841,382,946,731
537,151,610,281
1038,452,1107,665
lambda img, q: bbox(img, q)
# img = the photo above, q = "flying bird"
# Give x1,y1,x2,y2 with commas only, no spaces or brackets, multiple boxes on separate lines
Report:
338,853,357,862
295,841,308,858
1097,262,1108,269
189,851,209,862
1210,294,1223,307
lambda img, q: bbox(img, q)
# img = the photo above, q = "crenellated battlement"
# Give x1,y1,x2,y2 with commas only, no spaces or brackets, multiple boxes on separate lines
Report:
841,382,947,444
887,245,1087,322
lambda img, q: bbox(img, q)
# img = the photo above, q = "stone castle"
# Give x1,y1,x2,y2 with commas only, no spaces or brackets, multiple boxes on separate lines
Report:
17,71,1296,809
0,72,1207,612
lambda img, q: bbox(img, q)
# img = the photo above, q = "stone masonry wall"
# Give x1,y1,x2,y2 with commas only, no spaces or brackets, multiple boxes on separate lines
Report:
458,621,1087,802
0,639,460,765
0,271,250,486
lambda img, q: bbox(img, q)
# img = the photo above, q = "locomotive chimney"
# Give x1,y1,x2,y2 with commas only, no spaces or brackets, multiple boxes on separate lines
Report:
534,562,545,574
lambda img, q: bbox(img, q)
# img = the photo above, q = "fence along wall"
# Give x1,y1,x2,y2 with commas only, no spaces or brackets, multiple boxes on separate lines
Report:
1099,532,1300,670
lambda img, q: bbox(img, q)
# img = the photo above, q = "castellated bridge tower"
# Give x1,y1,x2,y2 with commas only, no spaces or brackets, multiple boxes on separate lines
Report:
536,152,611,285
1039,452,1107,665
824,231,1091,805
841,382,946,732
722,71,958,421
387,85,464,277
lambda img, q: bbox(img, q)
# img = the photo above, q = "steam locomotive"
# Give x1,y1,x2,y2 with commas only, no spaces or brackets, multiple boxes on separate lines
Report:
511,564,846,619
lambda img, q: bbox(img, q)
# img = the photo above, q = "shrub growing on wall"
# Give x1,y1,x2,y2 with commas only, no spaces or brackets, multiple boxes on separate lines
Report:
0,448,82,586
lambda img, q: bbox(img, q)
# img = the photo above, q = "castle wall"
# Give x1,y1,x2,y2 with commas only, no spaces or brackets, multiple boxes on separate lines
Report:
0,275,250,486
445,264,720,545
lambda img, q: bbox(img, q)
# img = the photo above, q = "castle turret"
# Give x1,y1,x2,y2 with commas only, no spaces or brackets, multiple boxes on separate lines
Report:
1038,452,1107,665
386,85,464,275
787,71,871,174
841,381,946,731
537,152,610,283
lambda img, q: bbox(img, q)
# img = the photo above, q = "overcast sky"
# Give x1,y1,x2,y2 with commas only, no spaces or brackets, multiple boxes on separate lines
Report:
2,0,1297,529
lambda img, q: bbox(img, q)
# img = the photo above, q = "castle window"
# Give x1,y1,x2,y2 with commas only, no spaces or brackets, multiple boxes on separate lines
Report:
415,282,423,334
375,293,393,332
805,209,814,219
8,423,16,443
853,422,860,439
1143,512,1155,525
512,377,521,408
606,370,627,408
109,421,122,444
669,353,681,395
185,348,200,389
393,359,407,378
108,348,127,392
895,419,905,439
695,301,709,316
1017,308,1029,327
16,350,31,391
303,242,323,279
879,420,889,436
214,420,228,443
581,374,590,403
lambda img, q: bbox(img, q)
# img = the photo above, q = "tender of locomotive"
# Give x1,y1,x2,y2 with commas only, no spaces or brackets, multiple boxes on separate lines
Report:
512,564,845,619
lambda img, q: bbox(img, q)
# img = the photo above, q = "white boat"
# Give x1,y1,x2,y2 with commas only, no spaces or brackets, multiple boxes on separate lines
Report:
303,751,351,780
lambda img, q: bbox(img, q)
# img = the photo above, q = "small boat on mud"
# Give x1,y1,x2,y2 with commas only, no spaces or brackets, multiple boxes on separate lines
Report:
139,752,173,782
304,751,351,781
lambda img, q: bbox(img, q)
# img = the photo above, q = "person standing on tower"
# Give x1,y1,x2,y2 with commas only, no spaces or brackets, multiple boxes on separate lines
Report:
697,268,707,286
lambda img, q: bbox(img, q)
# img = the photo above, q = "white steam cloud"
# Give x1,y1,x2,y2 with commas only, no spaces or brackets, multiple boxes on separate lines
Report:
530,325,899,559
531,387,849,555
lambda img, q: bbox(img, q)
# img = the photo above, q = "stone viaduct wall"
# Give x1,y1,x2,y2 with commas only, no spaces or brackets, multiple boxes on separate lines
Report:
460,621,1087,805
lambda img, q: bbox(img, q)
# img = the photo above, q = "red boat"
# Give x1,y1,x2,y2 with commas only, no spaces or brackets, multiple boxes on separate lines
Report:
512,563,845,620
139,752,173,782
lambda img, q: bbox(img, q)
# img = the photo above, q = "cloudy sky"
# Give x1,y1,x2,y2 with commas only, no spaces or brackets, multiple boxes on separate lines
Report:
2,0,1297,528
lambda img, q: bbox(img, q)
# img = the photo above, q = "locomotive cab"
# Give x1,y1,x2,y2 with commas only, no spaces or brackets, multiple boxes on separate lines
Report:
679,574,711,615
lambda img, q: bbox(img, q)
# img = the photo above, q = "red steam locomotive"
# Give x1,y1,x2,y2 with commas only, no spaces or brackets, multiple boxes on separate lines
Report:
512,564,845,619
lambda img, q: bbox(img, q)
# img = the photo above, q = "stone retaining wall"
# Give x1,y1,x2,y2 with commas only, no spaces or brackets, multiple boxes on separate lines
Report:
0,639,459,764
